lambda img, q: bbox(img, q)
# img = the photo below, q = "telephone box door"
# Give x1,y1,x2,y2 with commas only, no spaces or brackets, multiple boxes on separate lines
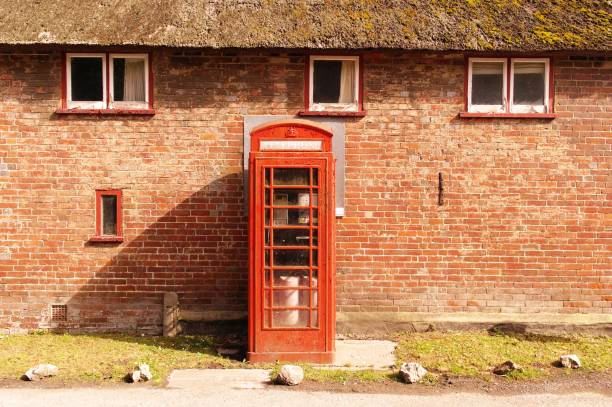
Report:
248,122,335,363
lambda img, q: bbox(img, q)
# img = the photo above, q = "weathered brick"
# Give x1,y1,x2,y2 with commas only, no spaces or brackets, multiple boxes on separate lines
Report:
0,50,610,333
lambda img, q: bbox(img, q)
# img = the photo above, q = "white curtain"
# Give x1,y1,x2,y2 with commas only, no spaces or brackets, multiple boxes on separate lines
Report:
472,61,504,75
123,59,145,101
338,61,355,103
514,62,545,75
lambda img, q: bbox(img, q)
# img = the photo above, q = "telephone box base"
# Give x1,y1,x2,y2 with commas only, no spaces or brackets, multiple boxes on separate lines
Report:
247,351,334,364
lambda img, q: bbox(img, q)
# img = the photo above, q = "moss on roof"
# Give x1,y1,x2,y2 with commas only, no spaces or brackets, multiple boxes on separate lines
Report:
0,0,610,50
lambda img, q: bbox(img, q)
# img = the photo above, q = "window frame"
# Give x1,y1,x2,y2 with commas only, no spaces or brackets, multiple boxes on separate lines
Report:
93,189,123,242
464,56,554,118
109,53,150,110
65,53,107,110
467,57,508,114
302,55,365,116
61,52,153,114
509,58,550,114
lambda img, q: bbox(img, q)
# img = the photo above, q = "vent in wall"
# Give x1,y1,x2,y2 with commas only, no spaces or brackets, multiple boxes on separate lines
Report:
51,304,67,322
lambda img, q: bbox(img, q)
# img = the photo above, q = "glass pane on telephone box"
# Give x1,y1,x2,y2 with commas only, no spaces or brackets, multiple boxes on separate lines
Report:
274,168,310,185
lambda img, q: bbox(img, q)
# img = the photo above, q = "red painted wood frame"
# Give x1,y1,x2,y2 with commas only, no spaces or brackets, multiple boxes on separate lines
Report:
248,122,336,363
60,51,154,113
462,55,555,118
92,189,123,242
302,54,365,115
250,120,333,153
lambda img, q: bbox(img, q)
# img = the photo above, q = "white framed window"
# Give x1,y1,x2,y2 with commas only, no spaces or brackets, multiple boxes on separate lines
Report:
64,52,150,111
467,58,507,113
109,54,149,109
467,57,551,115
308,55,360,112
510,58,549,113
66,53,107,109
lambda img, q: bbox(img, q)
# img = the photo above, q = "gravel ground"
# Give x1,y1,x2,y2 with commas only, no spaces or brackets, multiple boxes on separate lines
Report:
0,387,610,407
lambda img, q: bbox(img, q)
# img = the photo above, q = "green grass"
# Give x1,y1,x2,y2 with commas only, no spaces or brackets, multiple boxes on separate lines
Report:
1,330,609,386
394,331,612,381
0,332,239,385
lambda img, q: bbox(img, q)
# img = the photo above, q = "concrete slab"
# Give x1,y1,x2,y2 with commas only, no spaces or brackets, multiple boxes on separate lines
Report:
331,339,396,370
167,369,272,390
168,339,396,391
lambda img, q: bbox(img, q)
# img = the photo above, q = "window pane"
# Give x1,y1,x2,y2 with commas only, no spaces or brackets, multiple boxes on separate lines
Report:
311,310,318,327
272,208,288,225
339,60,356,103
273,229,310,246
313,60,341,103
113,58,125,101
113,58,146,102
273,208,311,225
313,60,356,104
311,290,318,307
272,310,308,327
471,62,504,105
71,57,103,101
273,288,309,307
273,270,309,287
273,189,310,206
273,249,309,266
102,195,117,235
513,62,545,106
273,168,310,186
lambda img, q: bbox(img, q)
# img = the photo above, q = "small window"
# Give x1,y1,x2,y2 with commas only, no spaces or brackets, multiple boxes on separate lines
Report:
308,56,360,112
510,59,549,113
110,54,149,109
468,58,507,113
467,57,551,115
67,54,106,109
95,190,122,239
65,53,150,111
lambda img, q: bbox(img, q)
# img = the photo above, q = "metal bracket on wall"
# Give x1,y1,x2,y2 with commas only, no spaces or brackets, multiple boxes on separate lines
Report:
438,172,444,206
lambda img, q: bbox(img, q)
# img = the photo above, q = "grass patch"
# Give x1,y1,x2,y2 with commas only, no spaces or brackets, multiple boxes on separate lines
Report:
0,332,240,385
1,330,609,386
394,330,612,380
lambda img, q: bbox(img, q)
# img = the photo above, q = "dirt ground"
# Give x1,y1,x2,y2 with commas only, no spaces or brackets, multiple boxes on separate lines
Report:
1,370,610,397
280,370,612,396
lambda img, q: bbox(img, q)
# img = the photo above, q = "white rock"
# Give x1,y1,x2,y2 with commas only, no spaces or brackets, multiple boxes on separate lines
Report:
276,365,304,386
138,364,153,381
560,354,581,369
129,363,153,383
23,364,58,381
130,370,141,383
399,362,427,383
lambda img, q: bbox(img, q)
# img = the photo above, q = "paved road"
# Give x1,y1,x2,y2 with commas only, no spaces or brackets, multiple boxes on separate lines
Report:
0,387,610,407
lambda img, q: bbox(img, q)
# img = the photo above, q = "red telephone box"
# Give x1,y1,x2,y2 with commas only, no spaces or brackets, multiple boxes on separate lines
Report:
247,120,335,363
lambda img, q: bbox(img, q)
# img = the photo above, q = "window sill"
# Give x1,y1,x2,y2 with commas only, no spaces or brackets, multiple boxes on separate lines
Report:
299,110,367,117
89,236,124,243
459,112,558,119
55,109,155,116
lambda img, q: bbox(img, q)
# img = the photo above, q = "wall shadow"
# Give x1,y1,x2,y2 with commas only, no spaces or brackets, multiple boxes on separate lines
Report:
62,173,249,343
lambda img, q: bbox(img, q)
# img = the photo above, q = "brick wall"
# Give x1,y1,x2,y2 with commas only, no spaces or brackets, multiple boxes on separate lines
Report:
0,49,609,333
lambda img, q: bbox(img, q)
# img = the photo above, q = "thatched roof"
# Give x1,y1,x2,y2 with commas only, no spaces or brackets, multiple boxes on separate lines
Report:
0,0,610,51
